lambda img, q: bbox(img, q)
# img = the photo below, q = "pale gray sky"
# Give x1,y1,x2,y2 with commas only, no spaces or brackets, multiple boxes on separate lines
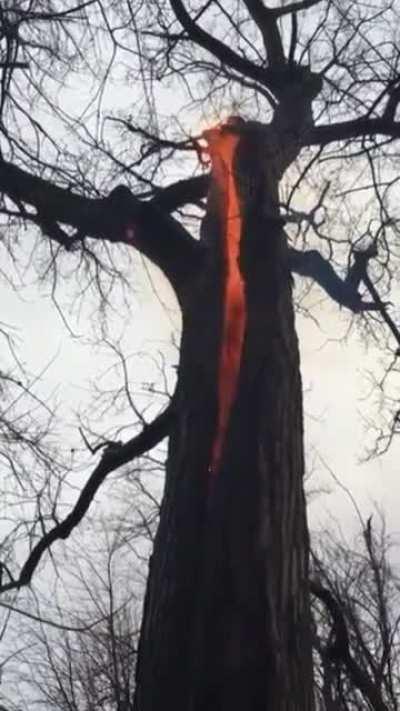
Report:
2,4,400,703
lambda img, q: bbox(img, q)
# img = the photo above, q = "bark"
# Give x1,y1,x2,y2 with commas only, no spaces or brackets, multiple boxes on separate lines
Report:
134,122,314,711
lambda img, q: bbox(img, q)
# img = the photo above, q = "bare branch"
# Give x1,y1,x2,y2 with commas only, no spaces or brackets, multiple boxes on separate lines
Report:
307,117,400,147
242,1,285,66
345,243,400,351
288,11,298,66
0,62,29,68
363,269,400,352
382,83,400,121
310,580,389,711
0,403,174,595
151,174,209,212
0,161,202,300
0,600,111,633
275,0,323,16
169,0,274,90
289,246,380,312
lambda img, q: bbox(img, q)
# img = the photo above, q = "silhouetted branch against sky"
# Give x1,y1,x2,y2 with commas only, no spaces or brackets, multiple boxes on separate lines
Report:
0,400,173,595
1,0,400,612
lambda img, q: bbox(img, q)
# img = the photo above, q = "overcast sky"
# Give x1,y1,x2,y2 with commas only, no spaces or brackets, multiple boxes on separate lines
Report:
2,4,400,703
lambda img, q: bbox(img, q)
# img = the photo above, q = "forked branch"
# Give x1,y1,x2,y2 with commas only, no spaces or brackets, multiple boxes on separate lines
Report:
289,244,381,313
310,580,389,711
169,0,276,89
242,0,285,67
0,403,174,595
0,160,202,300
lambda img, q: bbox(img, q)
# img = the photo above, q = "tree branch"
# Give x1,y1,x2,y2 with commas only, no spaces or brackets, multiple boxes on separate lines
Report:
0,160,203,300
0,403,174,595
306,117,400,147
7,139,381,319
363,517,392,684
169,0,274,89
242,1,285,67
0,61,29,68
289,247,380,312
151,174,209,212
274,0,323,16
382,84,400,121
310,580,389,711
362,270,400,352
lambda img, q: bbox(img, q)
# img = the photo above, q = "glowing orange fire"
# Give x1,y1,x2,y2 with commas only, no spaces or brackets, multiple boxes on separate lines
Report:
206,126,247,479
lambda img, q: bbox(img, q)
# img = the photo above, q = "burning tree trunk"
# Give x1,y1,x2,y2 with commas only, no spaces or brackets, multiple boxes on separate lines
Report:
2,3,399,708
134,115,315,711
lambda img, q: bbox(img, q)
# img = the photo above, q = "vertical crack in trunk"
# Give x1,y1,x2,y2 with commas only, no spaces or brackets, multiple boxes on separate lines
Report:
206,128,247,482
134,118,315,711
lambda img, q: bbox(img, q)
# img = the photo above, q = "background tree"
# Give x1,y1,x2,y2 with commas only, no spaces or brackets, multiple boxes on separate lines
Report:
312,511,400,711
1,2,400,710
4,504,399,711
1,522,141,711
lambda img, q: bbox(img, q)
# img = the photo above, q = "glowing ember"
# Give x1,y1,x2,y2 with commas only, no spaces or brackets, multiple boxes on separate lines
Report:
206,126,247,479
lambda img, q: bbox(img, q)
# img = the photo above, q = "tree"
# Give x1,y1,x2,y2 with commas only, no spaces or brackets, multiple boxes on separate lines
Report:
2,1,400,710
5,508,400,711
312,511,400,711
10,526,139,711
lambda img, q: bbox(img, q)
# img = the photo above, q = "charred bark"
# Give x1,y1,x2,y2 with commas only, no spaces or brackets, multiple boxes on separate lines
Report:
134,121,314,711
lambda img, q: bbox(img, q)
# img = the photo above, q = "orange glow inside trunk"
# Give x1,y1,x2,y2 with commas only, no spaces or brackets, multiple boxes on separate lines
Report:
207,129,247,479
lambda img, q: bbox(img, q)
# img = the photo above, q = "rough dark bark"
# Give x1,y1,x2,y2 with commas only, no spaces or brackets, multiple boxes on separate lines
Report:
134,121,314,711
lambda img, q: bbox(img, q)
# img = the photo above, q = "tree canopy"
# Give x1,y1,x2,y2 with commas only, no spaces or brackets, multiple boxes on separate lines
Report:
1,1,400,709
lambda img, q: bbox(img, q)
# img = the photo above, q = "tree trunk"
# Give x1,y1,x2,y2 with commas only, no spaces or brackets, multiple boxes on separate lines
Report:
134,123,314,711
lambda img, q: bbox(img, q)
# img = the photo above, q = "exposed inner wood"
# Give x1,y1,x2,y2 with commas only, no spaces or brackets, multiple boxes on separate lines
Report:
207,129,246,481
